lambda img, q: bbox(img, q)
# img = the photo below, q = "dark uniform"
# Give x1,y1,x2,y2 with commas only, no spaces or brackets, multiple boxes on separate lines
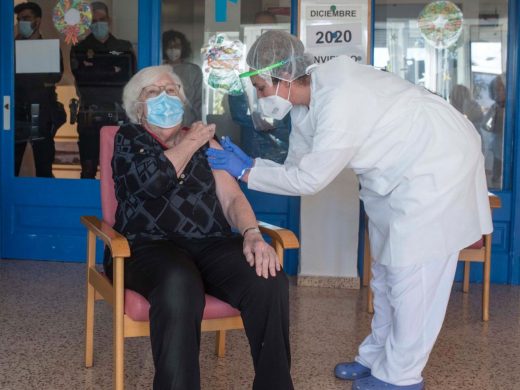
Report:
70,33,135,178
15,42,64,177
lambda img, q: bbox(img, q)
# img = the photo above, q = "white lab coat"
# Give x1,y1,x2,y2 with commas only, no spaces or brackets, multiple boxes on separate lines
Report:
249,56,492,267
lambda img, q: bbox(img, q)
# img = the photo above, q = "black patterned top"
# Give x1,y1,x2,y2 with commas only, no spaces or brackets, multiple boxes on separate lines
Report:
112,123,232,244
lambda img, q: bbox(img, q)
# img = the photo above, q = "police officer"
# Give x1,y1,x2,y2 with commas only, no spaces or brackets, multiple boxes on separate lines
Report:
70,1,136,178
14,2,64,177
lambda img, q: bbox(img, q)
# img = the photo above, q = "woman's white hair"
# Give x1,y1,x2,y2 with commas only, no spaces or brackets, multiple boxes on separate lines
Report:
122,65,186,123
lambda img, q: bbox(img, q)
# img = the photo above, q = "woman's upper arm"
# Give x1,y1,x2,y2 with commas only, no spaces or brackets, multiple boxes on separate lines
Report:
210,139,246,212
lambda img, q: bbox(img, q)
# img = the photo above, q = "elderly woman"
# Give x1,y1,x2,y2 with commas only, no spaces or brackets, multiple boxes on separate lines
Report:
103,65,293,390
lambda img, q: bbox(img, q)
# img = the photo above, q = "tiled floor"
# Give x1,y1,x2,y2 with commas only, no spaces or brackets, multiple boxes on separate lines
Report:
1,259,520,390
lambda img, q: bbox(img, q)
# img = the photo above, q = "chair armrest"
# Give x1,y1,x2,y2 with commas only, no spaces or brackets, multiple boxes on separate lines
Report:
488,192,501,209
258,221,299,250
80,215,130,258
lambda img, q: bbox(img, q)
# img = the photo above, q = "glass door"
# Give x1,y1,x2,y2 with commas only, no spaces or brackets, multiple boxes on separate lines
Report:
373,0,512,283
159,0,300,274
1,0,142,262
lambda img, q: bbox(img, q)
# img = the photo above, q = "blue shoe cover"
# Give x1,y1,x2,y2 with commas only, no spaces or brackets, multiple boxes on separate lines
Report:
353,375,424,390
334,361,371,380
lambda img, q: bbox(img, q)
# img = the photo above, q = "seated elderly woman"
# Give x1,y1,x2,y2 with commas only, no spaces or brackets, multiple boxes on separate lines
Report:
103,65,293,390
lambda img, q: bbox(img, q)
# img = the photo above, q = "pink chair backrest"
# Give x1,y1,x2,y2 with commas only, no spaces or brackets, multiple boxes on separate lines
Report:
100,126,120,226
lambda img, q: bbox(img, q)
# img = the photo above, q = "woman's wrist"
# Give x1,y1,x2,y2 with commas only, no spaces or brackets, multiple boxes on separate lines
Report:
242,226,260,237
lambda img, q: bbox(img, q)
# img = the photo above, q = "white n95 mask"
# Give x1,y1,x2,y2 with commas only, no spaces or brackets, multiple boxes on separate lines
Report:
258,82,293,120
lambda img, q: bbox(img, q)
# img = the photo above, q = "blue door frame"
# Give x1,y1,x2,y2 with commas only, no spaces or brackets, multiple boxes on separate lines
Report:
2,0,519,282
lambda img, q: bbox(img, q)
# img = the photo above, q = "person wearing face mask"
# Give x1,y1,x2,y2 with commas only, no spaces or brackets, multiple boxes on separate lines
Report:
104,65,293,390
206,31,492,390
70,1,136,178
162,30,202,126
225,11,291,164
14,2,64,177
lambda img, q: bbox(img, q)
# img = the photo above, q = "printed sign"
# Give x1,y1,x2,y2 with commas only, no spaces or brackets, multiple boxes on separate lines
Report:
299,1,370,64
306,5,362,20
306,23,362,48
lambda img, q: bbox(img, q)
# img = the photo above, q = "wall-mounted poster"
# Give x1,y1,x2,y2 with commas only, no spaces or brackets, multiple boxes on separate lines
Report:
298,0,371,65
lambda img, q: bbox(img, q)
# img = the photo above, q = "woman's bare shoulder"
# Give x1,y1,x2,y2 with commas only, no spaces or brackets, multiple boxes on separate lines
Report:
209,138,223,150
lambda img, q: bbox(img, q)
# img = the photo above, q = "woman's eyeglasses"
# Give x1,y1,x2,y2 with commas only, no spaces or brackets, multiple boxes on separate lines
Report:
141,84,181,99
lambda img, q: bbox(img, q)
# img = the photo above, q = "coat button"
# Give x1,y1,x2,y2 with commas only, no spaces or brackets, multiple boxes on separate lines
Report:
180,173,186,179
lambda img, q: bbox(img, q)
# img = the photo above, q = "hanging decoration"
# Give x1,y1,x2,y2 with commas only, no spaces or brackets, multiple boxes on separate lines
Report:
201,34,245,96
53,0,92,45
418,1,463,49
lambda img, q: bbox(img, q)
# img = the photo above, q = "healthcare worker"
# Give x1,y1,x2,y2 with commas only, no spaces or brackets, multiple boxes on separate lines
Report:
206,30,493,390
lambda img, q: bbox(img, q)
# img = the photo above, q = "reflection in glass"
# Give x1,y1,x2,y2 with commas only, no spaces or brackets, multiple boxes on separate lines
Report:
374,0,508,189
70,1,136,179
13,0,137,179
14,2,64,177
162,29,203,126
161,0,291,163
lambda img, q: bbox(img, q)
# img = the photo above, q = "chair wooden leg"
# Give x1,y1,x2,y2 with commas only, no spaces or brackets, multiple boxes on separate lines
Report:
463,261,470,293
482,235,492,321
367,287,374,314
113,257,125,390
215,330,226,357
85,231,96,368
85,282,95,367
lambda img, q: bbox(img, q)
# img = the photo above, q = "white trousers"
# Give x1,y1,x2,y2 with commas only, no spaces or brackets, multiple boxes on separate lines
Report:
355,252,459,386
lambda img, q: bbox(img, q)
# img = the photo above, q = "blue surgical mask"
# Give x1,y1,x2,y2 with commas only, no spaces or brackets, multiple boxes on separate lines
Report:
146,92,184,128
90,21,109,41
19,21,34,38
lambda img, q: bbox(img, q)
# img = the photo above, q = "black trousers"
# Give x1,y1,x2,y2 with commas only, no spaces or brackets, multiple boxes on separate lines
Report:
77,120,101,179
104,236,293,390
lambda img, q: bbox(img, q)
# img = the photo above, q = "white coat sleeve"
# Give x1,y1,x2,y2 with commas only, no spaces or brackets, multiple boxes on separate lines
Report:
248,88,373,196
254,157,283,168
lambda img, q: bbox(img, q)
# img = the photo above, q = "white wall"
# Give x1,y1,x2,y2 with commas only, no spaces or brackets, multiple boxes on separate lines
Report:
299,169,360,278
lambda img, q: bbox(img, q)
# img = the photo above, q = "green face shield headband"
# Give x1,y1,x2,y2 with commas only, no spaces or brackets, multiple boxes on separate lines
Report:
239,59,290,80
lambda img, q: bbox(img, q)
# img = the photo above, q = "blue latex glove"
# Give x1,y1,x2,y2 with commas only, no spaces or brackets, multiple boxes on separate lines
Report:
206,136,254,179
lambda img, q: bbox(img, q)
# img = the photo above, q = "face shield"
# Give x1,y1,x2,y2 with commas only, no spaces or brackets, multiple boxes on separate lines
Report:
238,60,292,131
238,30,314,131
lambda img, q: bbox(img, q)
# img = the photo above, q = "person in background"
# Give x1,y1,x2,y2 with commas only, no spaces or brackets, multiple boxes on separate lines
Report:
449,84,484,132
162,30,203,126
14,1,64,177
105,65,293,390
70,1,136,178
227,9,290,164
482,74,506,188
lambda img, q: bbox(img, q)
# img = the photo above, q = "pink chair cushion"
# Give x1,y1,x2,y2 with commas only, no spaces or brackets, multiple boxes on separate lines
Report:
466,237,484,250
99,126,241,323
125,288,241,322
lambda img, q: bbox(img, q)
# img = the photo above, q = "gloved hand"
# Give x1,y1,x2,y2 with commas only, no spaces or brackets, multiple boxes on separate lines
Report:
206,136,254,179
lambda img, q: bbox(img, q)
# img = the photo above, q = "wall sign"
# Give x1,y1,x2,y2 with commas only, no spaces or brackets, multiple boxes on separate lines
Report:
298,0,371,64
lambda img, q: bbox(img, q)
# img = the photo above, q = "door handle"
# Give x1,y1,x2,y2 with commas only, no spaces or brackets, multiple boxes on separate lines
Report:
3,96,10,131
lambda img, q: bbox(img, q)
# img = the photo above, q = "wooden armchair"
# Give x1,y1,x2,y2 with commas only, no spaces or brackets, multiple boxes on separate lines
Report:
364,193,501,321
81,126,299,390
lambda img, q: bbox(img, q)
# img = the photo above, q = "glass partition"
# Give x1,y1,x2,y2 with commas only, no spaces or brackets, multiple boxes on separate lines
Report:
374,0,508,189
161,0,291,163
13,0,138,179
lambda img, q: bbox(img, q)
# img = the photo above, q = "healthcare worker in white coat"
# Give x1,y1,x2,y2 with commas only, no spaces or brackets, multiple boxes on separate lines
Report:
206,31,493,390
